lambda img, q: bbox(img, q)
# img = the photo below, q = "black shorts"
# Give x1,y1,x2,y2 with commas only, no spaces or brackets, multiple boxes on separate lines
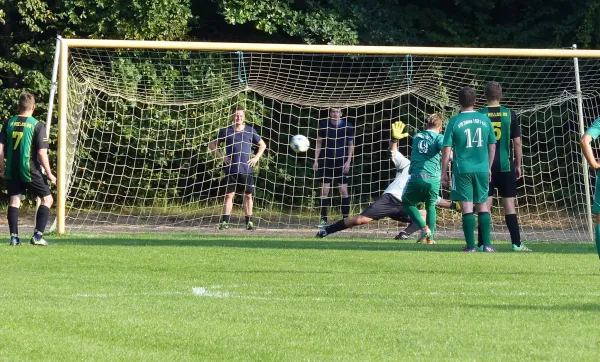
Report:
318,158,349,185
6,177,51,198
489,169,517,198
221,173,255,194
360,193,410,222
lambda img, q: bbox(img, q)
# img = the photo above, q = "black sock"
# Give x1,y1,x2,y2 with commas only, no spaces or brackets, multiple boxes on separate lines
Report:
8,206,18,236
221,214,230,223
477,222,483,248
320,198,330,222
325,219,349,235
35,205,50,233
245,216,252,225
505,214,521,247
341,197,350,218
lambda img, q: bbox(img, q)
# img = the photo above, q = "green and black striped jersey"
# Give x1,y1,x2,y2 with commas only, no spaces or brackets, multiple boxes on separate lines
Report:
0,116,49,182
479,106,521,172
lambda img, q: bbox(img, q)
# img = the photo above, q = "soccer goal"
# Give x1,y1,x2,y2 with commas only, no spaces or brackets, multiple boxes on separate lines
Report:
55,39,600,241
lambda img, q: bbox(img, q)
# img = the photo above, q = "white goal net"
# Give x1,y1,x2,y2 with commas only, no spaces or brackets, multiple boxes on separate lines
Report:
61,45,600,241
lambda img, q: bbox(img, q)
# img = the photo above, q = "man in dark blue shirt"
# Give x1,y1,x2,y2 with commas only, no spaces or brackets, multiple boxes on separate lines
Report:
312,108,355,224
208,106,267,230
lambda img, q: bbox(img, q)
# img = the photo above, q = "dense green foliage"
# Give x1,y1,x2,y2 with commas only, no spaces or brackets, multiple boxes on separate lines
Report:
1,0,598,209
2,234,600,360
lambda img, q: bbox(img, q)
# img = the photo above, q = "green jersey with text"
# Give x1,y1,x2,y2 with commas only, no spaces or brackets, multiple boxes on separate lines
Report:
479,105,521,172
0,116,49,182
443,111,496,173
408,130,443,177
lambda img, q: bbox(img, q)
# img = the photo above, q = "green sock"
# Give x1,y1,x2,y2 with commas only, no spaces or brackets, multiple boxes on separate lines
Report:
462,213,476,249
594,224,600,258
425,204,437,240
406,205,426,229
478,212,492,246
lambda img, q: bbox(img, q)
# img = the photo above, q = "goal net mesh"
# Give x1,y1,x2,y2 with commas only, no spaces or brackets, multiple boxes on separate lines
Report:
62,48,600,241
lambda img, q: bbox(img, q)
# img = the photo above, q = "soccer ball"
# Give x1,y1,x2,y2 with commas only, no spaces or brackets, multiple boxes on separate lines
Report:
290,134,310,153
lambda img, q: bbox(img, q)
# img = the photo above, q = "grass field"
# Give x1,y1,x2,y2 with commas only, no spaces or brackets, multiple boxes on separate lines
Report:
2,234,599,361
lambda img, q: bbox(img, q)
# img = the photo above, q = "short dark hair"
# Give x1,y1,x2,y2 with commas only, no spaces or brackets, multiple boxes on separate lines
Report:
426,114,442,129
18,92,35,113
458,86,476,108
231,105,245,114
484,82,502,102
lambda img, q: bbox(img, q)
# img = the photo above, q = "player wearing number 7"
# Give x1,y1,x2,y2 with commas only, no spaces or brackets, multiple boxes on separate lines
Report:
441,86,496,252
479,82,531,252
0,92,56,246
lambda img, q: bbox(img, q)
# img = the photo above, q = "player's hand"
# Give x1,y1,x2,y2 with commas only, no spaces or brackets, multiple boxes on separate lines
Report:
48,173,57,185
594,159,600,170
313,160,319,171
488,170,492,183
222,155,231,165
391,121,409,140
248,156,260,168
515,166,523,180
343,161,351,174
442,173,450,187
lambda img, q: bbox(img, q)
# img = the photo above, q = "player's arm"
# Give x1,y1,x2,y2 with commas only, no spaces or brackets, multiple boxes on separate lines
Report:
313,132,324,171
441,147,452,186
0,122,6,178
248,138,267,167
511,111,523,179
343,141,354,173
37,148,56,185
581,133,600,169
34,123,56,184
208,129,230,165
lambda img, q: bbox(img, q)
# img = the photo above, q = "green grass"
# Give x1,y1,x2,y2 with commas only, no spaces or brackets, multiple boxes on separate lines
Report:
2,234,599,361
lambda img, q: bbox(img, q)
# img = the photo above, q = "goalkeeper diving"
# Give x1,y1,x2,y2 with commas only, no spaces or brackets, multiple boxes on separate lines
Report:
316,118,459,240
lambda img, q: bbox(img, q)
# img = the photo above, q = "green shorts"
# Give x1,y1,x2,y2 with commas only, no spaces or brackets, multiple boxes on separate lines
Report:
402,177,440,207
593,175,600,214
451,172,489,204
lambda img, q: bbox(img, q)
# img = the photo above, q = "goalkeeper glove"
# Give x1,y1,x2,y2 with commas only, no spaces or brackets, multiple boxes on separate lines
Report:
391,121,409,141
450,201,461,213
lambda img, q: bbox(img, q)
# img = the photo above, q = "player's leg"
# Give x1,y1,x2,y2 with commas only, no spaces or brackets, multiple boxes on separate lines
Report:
402,179,430,243
451,173,477,251
474,172,493,252
477,196,493,249
28,178,53,246
497,169,530,251
316,194,392,237
592,176,600,259
423,179,441,242
320,182,331,225
339,182,350,219
7,182,23,246
219,175,236,229
391,207,424,240
242,174,256,230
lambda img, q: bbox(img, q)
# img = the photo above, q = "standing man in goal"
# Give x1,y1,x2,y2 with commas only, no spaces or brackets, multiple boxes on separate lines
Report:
313,107,354,225
441,86,496,252
580,116,600,260
478,82,531,252
401,114,444,244
0,92,56,246
208,105,267,231
316,121,460,239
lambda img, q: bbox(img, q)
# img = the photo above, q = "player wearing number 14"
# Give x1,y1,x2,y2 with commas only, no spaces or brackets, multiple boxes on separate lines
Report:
441,86,496,252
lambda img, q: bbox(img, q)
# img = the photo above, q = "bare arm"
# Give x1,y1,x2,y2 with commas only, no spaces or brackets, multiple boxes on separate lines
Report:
441,146,452,186
0,143,4,178
313,137,324,170
37,148,56,184
208,139,230,165
512,136,523,179
389,139,398,152
248,140,267,168
487,143,496,170
581,134,600,169
343,141,354,173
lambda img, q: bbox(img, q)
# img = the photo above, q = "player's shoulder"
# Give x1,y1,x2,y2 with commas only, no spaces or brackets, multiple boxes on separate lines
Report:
343,119,353,127
476,111,492,122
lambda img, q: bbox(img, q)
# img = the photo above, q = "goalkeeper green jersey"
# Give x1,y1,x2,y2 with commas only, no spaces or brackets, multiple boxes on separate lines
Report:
442,111,496,173
408,129,443,177
0,116,49,182
479,105,521,172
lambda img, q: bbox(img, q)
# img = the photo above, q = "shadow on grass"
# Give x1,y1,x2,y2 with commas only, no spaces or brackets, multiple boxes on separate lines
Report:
50,235,598,254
